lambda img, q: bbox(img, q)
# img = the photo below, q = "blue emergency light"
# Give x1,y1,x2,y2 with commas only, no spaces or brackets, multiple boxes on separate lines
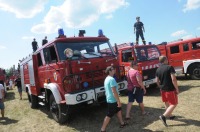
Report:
58,28,64,36
130,42,134,46
98,29,104,37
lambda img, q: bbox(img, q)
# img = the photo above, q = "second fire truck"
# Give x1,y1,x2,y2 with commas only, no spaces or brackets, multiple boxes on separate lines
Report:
116,43,161,87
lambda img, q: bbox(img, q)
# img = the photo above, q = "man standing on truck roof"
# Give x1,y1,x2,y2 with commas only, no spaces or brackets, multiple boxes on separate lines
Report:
134,16,146,45
42,36,48,46
156,56,179,127
32,38,38,52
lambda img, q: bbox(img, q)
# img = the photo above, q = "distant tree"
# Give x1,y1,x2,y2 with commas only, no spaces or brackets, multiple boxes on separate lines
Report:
5,67,13,78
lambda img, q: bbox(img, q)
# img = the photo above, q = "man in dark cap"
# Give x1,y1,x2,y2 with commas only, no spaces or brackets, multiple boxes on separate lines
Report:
32,38,38,52
134,16,146,45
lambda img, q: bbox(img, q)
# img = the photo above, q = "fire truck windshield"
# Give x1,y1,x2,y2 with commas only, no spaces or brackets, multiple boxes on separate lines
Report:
56,41,114,60
135,46,160,62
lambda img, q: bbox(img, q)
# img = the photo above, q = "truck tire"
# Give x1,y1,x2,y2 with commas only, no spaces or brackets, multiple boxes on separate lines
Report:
49,94,67,124
27,92,38,109
190,64,200,80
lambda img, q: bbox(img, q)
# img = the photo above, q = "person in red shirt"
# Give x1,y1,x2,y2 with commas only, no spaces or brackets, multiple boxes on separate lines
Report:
125,61,147,120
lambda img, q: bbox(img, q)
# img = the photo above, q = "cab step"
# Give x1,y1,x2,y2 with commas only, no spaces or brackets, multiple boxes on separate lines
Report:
38,95,45,99
38,102,45,106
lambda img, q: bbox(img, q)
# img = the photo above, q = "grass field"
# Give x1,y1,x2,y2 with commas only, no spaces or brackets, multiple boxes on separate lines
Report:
0,77,200,132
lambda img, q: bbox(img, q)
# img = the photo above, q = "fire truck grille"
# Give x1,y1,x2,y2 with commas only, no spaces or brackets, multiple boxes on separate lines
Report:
88,79,104,88
62,66,125,93
86,70,105,79
142,68,157,81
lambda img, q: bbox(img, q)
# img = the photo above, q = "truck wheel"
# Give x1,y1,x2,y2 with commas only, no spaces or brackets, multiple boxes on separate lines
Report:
190,64,200,80
27,92,38,109
49,94,67,124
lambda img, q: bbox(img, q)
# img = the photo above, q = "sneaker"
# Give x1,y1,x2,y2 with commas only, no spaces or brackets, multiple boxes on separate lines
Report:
159,115,168,127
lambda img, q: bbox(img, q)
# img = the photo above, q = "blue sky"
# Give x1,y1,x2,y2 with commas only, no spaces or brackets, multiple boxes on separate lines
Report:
0,0,200,69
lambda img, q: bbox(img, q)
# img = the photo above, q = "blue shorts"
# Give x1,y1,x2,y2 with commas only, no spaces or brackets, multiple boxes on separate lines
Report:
0,102,5,109
128,88,144,103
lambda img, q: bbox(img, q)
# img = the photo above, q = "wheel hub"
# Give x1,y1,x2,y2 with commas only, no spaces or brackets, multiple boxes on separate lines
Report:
193,68,200,77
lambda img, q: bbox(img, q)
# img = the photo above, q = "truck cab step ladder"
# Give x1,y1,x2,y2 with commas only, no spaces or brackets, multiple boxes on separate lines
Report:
38,95,45,99
38,102,45,106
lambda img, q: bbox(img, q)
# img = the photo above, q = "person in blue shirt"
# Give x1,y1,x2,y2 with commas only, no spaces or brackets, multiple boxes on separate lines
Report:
101,66,127,132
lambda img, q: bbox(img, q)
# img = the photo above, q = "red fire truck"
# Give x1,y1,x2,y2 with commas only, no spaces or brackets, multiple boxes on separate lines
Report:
20,29,127,123
157,37,200,79
0,68,6,90
116,43,161,87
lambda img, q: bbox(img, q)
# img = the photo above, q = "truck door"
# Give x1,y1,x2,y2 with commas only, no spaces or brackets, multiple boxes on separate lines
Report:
43,45,60,85
167,44,183,74
182,43,191,60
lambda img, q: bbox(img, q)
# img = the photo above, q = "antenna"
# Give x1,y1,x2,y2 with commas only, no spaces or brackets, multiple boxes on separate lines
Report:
73,26,75,37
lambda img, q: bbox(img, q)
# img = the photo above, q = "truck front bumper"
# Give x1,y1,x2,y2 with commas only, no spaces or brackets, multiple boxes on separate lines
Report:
64,80,127,105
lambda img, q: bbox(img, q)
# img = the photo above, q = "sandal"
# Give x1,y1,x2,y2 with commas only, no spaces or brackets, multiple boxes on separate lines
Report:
125,117,131,121
120,122,128,128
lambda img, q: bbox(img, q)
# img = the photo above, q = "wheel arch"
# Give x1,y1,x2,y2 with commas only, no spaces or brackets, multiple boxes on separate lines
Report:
25,84,31,94
186,62,200,74
46,83,62,104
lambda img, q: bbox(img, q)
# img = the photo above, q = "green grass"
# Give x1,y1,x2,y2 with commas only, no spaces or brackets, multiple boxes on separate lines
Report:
0,77,200,132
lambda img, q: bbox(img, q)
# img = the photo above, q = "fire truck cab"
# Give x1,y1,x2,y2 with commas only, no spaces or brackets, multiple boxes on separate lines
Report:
20,29,127,123
116,43,160,87
157,37,200,79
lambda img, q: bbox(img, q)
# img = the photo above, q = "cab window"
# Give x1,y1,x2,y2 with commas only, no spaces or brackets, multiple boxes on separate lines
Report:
192,42,200,50
170,45,179,54
122,49,133,62
183,43,189,51
43,46,58,64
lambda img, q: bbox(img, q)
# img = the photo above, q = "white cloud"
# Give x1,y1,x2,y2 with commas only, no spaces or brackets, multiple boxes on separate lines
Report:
183,0,200,12
181,35,194,39
22,36,35,40
0,0,47,18
31,0,129,34
0,45,6,50
171,30,187,37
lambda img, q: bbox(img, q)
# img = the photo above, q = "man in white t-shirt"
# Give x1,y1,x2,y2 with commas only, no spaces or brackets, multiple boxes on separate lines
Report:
0,84,5,118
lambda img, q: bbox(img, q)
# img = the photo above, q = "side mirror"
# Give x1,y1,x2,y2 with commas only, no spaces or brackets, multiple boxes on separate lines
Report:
114,43,118,55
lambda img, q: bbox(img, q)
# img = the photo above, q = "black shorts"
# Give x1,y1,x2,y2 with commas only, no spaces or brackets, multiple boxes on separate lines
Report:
107,102,121,118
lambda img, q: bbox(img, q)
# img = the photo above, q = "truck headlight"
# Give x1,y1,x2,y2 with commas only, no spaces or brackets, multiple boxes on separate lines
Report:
76,94,82,101
82,93,87,100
